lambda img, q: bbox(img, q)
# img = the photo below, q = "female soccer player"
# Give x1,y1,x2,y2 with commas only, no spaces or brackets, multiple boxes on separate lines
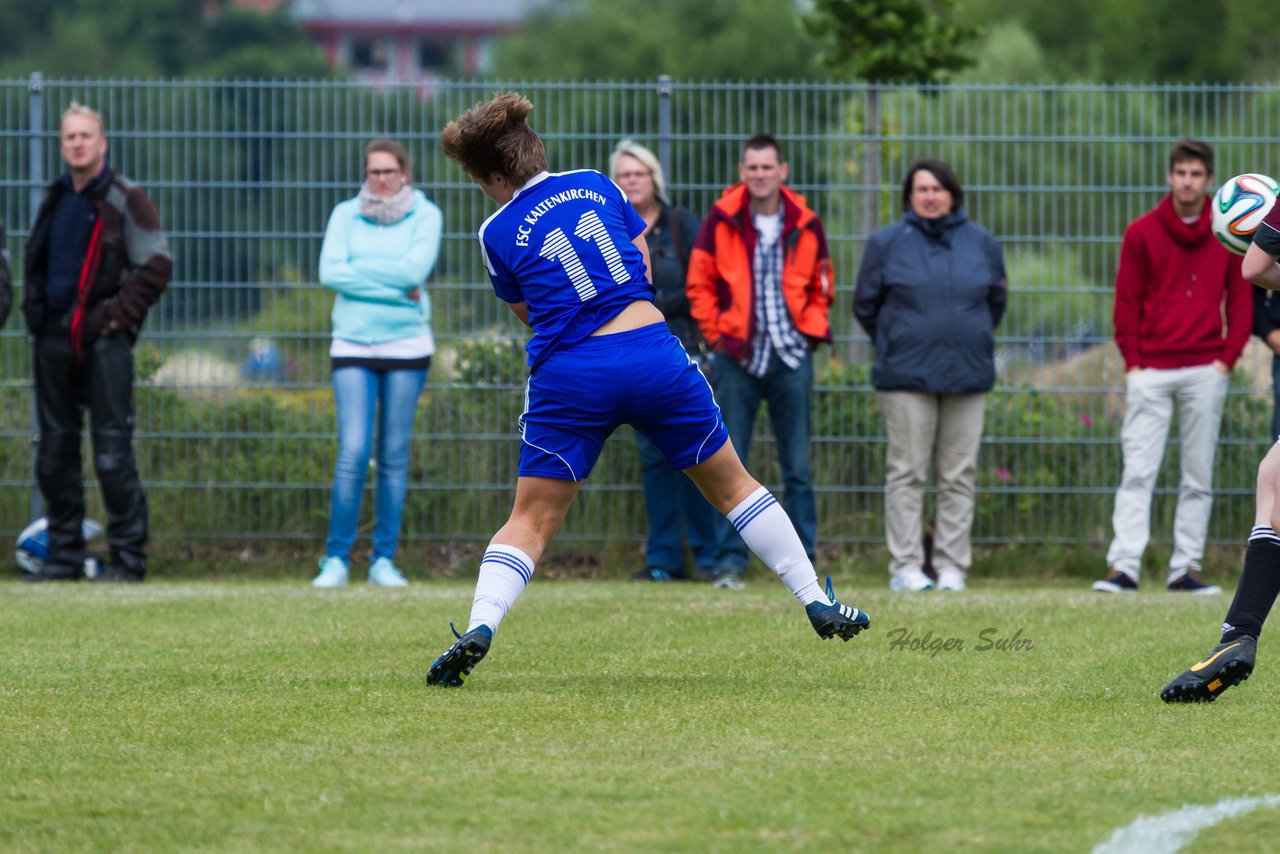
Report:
426,93,868,687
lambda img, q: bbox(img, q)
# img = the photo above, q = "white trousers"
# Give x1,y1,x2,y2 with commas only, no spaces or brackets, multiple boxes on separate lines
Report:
1105,364,1229,581
878,391,987,576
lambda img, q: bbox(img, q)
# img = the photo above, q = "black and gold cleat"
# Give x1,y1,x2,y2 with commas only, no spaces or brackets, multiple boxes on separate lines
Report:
1160,637,1256,703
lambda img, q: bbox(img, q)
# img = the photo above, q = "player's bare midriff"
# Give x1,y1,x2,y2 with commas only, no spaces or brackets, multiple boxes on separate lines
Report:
590,299,665,336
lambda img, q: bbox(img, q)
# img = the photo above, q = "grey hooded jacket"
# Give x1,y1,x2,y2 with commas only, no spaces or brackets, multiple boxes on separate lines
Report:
854,208,1007,393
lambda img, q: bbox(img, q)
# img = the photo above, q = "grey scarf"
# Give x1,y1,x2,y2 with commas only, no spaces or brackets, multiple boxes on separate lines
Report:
358,183,415,225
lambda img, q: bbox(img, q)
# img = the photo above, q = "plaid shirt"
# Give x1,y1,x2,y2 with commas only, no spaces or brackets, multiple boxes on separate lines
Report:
746,226,807,377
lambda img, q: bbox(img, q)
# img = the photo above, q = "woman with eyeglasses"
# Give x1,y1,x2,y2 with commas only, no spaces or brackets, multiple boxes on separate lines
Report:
313,139,443,588
609,139,718,583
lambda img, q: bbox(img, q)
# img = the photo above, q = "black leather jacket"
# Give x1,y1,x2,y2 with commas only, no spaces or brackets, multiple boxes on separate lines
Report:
649,202,705,357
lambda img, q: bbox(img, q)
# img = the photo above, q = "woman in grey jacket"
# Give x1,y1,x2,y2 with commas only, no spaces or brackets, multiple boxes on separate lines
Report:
854,159,1007,592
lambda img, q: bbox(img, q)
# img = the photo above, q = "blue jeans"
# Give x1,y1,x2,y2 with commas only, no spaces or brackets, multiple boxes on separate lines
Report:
711,349,817,573
635,429,719,574
325,365,427,562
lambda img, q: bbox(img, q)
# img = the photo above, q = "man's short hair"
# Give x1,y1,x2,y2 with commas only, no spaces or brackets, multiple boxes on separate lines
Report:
61,102,104,133
742,134,784,164
1169,138,1213,175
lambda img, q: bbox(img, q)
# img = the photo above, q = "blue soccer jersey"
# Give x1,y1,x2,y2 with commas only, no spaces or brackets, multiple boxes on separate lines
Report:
478,169,653,367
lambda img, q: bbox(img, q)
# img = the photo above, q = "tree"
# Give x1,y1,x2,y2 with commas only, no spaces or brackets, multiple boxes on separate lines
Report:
957,21,1050,84
958,0,1280,83
195,9,332,79
802,0,978,238
803,0,977,84
0,0,329,79
493,0,828,81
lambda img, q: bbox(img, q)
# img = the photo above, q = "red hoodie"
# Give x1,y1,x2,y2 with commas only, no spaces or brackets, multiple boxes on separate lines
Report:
1113,194,1251,370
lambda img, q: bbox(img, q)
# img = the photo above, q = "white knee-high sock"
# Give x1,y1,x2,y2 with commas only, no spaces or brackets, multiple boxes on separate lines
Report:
467,544,535,633
727,486,830,607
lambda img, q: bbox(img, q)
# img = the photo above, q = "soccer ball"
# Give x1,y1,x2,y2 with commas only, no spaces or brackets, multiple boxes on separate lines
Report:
1211,173,1280,256
15,517,104,577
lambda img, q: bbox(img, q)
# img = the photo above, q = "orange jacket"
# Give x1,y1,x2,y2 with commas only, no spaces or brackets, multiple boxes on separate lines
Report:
686,183,833,361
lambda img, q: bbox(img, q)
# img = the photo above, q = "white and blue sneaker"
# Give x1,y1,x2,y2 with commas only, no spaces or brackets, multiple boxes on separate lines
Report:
889,566,933,591
312,555,349,588
368,557,409,588
936,567,966,591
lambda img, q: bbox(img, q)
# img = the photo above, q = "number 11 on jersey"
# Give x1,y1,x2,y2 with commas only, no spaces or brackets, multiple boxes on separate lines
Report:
539,209,631,302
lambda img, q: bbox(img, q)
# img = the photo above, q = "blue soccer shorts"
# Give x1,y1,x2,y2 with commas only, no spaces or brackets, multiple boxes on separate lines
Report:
517,322,729,481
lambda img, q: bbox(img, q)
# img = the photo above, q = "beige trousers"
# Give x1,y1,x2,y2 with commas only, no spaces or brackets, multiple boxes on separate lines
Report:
878,390,987,576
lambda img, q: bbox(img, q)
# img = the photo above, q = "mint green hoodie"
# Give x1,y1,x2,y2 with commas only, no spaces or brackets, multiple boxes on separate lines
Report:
318,190,442,344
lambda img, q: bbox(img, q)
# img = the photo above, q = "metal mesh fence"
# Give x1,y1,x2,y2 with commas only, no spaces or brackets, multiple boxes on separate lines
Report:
2,76,1277,556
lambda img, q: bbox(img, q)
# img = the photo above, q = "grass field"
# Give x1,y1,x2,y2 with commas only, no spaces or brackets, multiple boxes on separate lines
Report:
4,575,1280,853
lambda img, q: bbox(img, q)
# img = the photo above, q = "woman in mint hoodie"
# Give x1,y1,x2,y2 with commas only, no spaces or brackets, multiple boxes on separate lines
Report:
313,139,443,588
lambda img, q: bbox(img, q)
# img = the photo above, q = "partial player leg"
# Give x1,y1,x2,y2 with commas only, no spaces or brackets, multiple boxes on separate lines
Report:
1161,441,1280,702
427,475,580,687
685,443,869,640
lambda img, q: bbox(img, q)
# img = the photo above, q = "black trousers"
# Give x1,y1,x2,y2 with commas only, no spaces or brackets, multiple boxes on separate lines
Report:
33,333,148,574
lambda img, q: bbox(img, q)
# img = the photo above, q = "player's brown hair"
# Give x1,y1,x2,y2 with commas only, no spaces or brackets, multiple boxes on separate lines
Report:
1169,138,1214,176
440,92,548,186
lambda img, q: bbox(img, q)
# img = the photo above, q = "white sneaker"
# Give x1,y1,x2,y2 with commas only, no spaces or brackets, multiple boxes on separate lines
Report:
713,571,745,591
312,555,349,588
936,567,966,591
368,557,409,588
888,567,933,591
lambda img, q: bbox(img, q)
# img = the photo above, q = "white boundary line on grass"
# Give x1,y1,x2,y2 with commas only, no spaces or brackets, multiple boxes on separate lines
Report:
1094,794,1280,854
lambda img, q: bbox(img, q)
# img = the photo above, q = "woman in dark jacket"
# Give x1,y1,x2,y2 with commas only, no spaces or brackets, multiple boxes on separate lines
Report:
609,139,718,581
854,159,1007,592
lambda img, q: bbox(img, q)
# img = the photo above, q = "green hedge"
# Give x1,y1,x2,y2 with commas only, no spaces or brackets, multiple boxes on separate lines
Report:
1,353,1273,572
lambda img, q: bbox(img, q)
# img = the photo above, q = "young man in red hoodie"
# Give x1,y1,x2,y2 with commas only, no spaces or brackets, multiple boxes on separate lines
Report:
1094,139,1251,595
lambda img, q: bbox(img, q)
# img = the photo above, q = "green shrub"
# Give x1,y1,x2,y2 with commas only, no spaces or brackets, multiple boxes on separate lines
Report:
1,354,1272,576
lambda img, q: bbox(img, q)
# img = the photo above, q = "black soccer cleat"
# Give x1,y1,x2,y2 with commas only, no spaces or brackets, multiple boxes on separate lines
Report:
426,623,493,687
805,576,870,642
1160,637,1256,703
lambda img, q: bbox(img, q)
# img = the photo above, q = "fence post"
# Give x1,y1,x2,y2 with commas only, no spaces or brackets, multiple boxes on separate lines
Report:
861,84,880,241
28,71,43,522
657,75,672,184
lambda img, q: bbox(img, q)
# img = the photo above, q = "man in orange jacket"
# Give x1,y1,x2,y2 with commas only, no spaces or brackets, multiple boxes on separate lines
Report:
686,134,834,589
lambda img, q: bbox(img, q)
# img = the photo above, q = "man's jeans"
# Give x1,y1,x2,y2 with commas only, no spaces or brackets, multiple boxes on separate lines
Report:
325,365,427,563
635,428,718,574
1106,365,1229,581
710,349,816,573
